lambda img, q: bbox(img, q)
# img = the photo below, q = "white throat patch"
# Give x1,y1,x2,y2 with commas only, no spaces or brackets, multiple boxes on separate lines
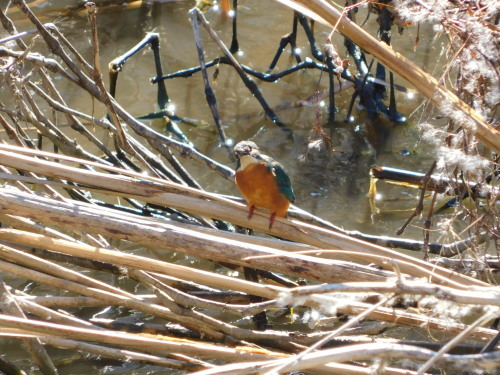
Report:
237,154,259,171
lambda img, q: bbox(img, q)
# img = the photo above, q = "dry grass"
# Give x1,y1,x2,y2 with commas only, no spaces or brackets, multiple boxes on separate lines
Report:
0,1,498,374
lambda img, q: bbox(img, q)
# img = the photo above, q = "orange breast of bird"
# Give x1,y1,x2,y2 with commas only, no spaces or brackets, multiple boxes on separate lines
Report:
235,162,291,217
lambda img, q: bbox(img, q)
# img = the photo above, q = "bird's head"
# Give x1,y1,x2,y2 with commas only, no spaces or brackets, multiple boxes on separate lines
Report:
234,141,262,170
234,141,259,158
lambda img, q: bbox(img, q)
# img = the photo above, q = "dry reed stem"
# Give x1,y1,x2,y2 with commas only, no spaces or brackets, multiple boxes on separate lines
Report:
0,146,487,288
0,230,392,346
0,321,433,375
288,280,500,306
416,312,499,374
17,295,159,308
0,228,283,299
192,342,500,375
128,269,279,317
0,243,136,298
38,336,209,370
193,360,414,375
1,2,498,372
0,255,226,340
12,292,105,330
0,213,81,242
0,314,283,363
0,229,496,342
6,0,234,181
0,283,58,375
0,332,200,370
267,295,395,374
0,188,392,284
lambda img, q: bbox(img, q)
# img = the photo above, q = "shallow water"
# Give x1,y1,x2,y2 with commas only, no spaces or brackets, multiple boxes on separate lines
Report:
9,0,451,239
0,0,463,373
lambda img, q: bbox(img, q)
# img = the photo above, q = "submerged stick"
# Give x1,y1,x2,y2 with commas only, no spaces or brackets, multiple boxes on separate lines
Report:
191,8,288,130
189,9,229,146
274,0,500,153
371,166,499,201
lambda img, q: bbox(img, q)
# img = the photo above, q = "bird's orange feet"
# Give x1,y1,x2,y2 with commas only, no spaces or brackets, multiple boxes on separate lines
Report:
269,212,276,229
247,205,255,220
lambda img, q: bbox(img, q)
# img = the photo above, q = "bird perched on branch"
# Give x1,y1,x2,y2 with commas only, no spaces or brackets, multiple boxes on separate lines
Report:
234,141,295,229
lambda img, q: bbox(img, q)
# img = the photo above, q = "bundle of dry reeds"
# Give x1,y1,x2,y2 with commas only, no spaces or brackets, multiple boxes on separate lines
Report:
0,1,498,374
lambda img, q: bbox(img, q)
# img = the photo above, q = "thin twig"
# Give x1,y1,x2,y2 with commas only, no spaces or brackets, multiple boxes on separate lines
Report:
397,161,437,235
416,311,499,374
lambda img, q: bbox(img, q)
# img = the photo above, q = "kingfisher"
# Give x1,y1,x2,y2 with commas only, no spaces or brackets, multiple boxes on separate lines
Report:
234,141,295,229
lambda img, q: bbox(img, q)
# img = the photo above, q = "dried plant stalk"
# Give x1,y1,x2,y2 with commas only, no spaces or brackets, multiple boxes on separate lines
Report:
1,1,498,373
0,146,488,288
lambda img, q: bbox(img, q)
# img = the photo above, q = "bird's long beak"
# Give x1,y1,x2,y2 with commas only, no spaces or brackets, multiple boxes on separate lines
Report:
249,150,263,160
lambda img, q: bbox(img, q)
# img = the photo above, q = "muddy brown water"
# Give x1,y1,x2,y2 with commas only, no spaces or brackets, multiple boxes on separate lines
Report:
5,0,449,236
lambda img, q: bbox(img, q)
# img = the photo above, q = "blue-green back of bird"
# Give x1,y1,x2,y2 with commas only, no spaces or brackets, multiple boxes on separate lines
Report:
260,155,295,203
